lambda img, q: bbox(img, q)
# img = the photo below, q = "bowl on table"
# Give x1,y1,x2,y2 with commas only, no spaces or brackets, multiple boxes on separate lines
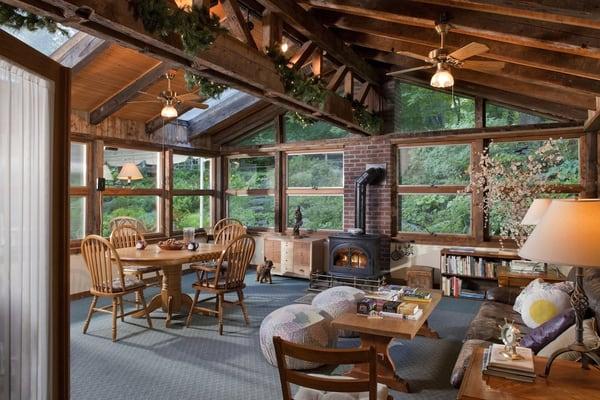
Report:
158,239,185,251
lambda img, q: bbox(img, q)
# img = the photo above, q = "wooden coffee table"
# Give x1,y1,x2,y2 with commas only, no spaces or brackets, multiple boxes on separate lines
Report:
331,290,442,392
458,347,600,399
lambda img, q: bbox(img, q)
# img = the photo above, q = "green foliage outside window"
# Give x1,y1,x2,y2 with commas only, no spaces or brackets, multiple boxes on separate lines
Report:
228,156,275,189
287,196,343,230
173,155,211,190
70,196,85,240
486,103,555,127
232,123,276,147
104,148,160,189
399,194,471,234
395,83,475,133
287,153,343,188
102,196,158,236
173,196,211,231
228,196,274,228
398,145,470,185
284,113,351,142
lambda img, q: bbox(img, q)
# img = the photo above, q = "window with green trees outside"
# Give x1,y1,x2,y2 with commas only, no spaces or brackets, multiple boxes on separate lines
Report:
232,123,276,147
173,155,211,190
173,196,211,231
102,196,159,236
485,103,556,127
398,144,471,185
228,196,274,228
398,194,472,234
284,113,351,142
172,154,213,231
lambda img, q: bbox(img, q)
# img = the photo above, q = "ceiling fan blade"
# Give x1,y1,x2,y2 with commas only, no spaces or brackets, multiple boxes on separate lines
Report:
395,50,431,63
449,42,489,61
462,60,506,73
182,101,209,109
387,65,435,76
177,92,203,101
126,100,162,104
137,91,160,99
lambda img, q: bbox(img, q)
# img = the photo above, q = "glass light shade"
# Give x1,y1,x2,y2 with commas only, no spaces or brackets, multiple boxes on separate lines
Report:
519,199,600,268
117,163,143,183
430,65,454,88
521,198,552,225
161,104,178,118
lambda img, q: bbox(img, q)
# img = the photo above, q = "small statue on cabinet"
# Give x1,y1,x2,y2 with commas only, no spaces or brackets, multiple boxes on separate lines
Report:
256,257,274,284
293,206,303,238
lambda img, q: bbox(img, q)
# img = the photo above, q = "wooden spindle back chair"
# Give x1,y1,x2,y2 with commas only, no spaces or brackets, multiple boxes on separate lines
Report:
109,216,147,233
273,336,379,400
80,235,152,341
186,234,256,335
214,223,247,245
212,217,242,238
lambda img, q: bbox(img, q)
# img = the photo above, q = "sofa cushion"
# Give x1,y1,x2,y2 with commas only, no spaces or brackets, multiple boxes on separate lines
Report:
520,308,575,353
464,301,529,342
520,287,571,328
537,318,599,361
513,278,573,315
450,339,492,388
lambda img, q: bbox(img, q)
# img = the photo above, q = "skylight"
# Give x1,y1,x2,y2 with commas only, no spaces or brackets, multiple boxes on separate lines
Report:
177,88,243,121
2,24,77,56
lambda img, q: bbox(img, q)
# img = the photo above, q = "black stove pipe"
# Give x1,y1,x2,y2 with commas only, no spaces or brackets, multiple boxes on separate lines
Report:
354,167,385,234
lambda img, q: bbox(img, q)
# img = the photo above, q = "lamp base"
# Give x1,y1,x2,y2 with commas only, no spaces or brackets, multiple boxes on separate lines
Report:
543,343,600,376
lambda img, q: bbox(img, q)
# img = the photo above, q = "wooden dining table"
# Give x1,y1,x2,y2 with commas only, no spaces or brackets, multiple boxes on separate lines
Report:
115,243,225,327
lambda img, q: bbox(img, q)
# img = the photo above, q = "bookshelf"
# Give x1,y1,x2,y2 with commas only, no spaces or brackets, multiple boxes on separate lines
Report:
440,248,520,300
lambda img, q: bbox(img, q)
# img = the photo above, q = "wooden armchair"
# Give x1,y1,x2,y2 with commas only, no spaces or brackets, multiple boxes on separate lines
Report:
109,216,147,233
190,223,247,281
212,217,243,237
186,234,255,335
81,235,153,341
110,224,161,289
273,336,391,400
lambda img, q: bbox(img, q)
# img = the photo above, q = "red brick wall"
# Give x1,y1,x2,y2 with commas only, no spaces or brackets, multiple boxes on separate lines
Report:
343,136,396,271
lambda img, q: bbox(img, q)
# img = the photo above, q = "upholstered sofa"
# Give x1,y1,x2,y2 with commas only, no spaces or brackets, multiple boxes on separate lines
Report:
450,268,600,388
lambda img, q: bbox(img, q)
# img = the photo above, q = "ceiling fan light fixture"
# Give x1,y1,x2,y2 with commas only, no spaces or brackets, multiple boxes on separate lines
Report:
161,104,178,118
430,64,454,88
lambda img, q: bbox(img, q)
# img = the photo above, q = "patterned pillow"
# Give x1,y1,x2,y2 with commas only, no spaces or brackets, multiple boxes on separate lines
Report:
521,287,571,328
259,304,336,370
312,286,365,338
513,278,574,314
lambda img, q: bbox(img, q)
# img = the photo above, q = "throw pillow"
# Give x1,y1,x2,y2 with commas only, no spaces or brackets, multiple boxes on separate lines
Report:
520,308,575,353
537,318,600,361
513,278,574,314
520,287,571,328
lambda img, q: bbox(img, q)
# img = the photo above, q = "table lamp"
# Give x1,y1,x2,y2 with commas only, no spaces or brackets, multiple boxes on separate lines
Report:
519,199,600,376
521,198,552,226
117,163,143,184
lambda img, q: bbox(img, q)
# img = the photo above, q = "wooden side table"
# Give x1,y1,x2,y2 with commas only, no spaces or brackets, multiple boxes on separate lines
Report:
406,265,434,289
458,347,600,400
496,266,565,288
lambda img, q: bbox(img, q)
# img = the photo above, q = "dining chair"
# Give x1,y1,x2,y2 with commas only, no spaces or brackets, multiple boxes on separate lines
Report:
109,216,147,233
189,223,247,281
212,217,242,238
110,224,161,291
186,234,255,335
273,336,390,400
81,235,153,342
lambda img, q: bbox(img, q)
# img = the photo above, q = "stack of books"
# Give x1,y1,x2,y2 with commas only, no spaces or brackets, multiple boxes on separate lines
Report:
379,301,423,320
400,287,432,303
482,344,536,383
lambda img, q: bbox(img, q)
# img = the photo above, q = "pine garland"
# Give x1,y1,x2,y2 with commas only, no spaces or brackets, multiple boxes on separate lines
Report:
184,71,228,99
348,96,382,134
0,4,68,35
130,0,226,56
289,111,317,127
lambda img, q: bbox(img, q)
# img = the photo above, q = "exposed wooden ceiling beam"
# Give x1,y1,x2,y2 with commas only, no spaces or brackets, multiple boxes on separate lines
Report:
322,15,600,81
326,65,348,91
408,0,600,31
584,97,600,132
302,0,600,59
289,41,316,69
89,63,171,125
5,0,372,135
399,72,586,121
255,0,381,85
220,0,258,49
50,31,109,73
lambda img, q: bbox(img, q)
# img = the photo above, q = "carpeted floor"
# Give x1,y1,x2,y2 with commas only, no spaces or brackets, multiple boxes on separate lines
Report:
71,273,480,400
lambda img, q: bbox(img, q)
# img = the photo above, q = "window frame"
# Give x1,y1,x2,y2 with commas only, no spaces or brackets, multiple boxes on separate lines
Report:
69,140,91,243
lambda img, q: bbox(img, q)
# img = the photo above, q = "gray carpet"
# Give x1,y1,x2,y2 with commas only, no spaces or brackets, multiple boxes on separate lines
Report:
70,273,480,400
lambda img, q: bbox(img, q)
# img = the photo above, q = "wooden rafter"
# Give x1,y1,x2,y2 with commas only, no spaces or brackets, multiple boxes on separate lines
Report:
584,97,600,132
262,10,282,49
4,0,372,135
89,63,171,125
288,41,316,69
321,13,600,81
302,0,600,59
220,0,258,49
326,65,349,91
255,0,381,85
50,31,108,73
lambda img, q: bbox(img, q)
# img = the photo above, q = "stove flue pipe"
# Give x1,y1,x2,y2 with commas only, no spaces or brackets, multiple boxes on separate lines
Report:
354,167,385,234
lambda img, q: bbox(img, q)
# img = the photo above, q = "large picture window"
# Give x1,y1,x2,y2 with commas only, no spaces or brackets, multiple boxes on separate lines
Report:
172,154,214,232
69,142,88,240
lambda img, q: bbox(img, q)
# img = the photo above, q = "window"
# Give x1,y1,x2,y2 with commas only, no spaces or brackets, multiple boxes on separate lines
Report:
2,24,77,56
286,153,344,230
284,114,351,142
485,103,556,127
69,142,88,240
395,83,475,133
227,156,275,228
232,123,276,147
397,144,472,235
102,146,162,236
172,154,214,231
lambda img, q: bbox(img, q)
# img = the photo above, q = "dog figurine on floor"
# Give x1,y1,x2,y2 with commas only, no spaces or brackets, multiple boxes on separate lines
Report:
256,257,274,284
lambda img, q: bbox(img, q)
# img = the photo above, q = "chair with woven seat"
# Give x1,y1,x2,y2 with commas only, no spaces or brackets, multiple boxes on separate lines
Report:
186,234,255,335
273,336,391,400
212,217,242,238
81,235,153,342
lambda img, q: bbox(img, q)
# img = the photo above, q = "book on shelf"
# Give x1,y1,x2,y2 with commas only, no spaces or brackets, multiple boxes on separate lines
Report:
441,276,485,299
481,345,535,383
441,254,502,279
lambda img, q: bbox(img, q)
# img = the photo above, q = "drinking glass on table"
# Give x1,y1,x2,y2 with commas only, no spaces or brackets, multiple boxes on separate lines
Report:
183,227,195,244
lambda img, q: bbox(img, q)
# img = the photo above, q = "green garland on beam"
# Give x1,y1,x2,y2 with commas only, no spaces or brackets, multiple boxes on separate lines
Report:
184,71,228,99
0,4,68,35
288,111,317,128
130,0,226,56
347,96,382,134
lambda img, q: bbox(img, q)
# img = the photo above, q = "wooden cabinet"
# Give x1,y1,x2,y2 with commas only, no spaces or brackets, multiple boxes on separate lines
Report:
263,235,325,279
496,266,565,288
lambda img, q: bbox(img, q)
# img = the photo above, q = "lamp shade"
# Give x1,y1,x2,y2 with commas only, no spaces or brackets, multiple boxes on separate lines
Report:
117,163,143,182
161,104,178,118
519,199,600,268
521,198,552,225
430,65,454,88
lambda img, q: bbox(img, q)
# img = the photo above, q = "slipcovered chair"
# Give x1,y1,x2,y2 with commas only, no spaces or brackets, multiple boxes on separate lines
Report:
312,286,365,338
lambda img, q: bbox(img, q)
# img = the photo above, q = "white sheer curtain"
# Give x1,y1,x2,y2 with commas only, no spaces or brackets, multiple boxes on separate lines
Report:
0,57,53,400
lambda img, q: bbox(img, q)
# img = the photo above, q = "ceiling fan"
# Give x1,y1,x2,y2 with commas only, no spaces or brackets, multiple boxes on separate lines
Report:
386,22,505,88
127,72,208,118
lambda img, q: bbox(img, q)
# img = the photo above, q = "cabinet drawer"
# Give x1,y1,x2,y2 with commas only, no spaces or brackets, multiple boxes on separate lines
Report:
293,242,311,266
264,238,281,264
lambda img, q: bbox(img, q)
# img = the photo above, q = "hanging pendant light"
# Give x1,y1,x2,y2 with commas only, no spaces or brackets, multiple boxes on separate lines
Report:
117,163,143,184
430,64,454,88
161,101,178,118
